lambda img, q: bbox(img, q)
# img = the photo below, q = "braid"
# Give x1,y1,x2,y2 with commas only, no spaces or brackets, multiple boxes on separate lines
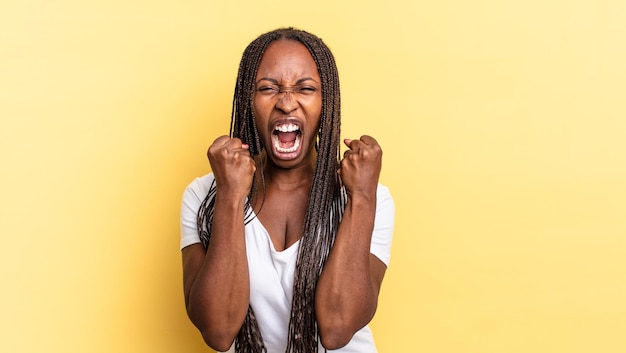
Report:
197,28,344,353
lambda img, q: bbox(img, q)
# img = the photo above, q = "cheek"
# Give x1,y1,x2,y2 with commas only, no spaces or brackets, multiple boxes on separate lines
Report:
252,98,268,124
308,97,323,128
252,95,261,115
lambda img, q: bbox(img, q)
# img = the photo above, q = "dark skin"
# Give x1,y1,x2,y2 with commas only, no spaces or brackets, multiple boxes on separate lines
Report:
255,165,312,251
182,39,385,351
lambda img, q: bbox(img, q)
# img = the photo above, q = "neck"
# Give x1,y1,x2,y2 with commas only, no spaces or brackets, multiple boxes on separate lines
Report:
259,154,316,192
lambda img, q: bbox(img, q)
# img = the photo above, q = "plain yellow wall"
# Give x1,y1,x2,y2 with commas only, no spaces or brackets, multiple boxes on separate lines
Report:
1,1,625,352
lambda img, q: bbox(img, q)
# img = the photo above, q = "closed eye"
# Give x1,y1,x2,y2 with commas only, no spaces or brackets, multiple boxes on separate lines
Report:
298,86,317,93
257,85,279,94
255,83,319,96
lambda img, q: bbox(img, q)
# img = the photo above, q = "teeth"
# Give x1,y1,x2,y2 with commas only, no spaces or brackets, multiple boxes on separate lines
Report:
274,123,300,133
272,134,301,153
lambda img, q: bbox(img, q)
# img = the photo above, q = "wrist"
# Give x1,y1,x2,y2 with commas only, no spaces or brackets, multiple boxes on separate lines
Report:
346,188,377,204
346,192,376,212
215,189,248,209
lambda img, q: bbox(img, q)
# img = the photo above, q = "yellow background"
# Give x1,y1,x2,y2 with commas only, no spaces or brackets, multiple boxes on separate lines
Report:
1,1,625,352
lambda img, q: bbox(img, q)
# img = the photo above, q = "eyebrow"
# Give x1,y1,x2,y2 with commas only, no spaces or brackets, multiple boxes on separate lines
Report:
255,77,319,85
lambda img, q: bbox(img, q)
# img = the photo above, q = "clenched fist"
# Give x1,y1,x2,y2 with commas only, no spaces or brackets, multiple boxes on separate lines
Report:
338,135,382,200
207,136,256,199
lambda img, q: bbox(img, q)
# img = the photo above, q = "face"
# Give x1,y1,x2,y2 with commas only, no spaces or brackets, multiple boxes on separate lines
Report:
253,39,322,169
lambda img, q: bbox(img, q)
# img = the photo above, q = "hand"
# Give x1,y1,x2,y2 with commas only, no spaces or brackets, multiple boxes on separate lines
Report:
338,135,382,200
207,136,256,199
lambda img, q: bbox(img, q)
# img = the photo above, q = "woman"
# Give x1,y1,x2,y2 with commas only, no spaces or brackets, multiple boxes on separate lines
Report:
180,27,394,353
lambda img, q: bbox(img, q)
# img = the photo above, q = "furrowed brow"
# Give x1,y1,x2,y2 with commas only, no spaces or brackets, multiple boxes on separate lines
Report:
255,77,319,85
295,77,319,84
256,77,279,84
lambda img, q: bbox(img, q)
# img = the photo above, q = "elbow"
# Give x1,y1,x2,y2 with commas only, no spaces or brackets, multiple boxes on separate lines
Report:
316,301,377,350
186,305,237,352
318,321,355,350
200,329,236,352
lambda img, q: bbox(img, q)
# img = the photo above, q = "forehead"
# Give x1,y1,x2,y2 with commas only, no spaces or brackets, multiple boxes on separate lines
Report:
256,39,320,80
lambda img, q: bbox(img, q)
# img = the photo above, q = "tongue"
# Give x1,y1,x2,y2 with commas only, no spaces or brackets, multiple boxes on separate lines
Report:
277,131,297,143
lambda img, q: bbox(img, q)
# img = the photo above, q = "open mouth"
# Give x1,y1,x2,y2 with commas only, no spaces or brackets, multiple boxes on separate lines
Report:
272,123,301,154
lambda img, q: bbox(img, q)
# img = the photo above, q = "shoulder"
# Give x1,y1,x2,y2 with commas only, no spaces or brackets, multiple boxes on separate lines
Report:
185,173,215,193
375,183,394,216
370,183,394,266
376,183,392,201
182,173,216,201
180,173,216,250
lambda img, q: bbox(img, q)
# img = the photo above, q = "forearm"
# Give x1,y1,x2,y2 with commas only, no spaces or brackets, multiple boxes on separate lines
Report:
186,192,250,350
315,195,380,349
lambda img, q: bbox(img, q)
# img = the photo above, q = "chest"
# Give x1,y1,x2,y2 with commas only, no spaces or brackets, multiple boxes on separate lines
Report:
255,190,308,252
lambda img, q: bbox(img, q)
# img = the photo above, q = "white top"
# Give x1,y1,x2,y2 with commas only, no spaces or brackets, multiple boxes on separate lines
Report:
180,173,395,353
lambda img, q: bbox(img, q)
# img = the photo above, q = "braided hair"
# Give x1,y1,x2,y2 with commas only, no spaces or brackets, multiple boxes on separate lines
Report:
197,27,345,353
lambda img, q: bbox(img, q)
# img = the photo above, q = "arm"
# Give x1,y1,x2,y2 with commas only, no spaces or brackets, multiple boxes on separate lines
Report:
315,135,387,350
182,136,256,351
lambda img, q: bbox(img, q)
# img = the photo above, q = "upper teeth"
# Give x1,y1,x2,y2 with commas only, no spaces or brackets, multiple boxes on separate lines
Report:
275,123,299,132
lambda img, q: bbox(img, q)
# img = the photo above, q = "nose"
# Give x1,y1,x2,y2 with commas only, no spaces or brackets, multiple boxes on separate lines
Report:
275,90,298,114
